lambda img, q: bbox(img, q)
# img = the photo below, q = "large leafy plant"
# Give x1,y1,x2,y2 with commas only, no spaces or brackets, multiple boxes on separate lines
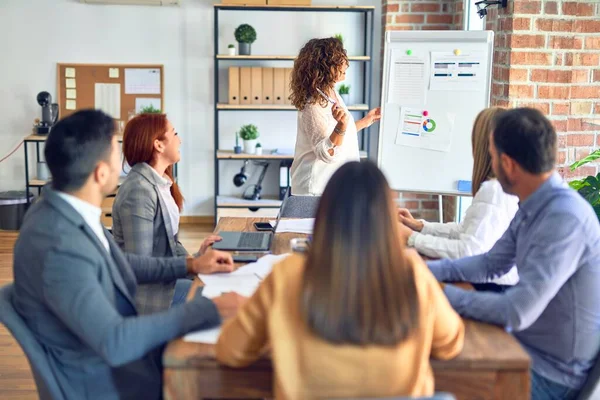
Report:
569,149,600,220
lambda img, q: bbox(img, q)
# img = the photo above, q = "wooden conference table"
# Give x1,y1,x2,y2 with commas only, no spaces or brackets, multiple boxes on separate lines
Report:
163,217,530,400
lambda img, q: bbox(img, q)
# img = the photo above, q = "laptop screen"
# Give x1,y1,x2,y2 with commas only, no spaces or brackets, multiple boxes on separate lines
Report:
272,187,291,233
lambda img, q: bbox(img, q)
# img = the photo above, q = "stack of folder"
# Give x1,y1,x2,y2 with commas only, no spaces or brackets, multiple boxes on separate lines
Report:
229,67,293,106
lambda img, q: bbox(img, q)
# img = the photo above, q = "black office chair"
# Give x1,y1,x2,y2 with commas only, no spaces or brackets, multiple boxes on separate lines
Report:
280,193,320,218
328,394,455,400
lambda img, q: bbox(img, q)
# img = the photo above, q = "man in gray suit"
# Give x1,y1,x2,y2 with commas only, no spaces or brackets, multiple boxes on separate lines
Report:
12,109,244,399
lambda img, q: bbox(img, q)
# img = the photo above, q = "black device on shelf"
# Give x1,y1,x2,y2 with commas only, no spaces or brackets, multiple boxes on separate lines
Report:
36,92,59,135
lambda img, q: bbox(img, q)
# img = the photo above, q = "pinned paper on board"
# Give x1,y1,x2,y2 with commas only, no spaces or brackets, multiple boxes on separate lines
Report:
65,68,76,78
65,79,76,89
388,49,427,106
430,51,485,91
109,68,120,78
66,100,77,110
125,68,161,94
66,89,77,99
95,83,121,119
135,97,161,113
395,108,455,152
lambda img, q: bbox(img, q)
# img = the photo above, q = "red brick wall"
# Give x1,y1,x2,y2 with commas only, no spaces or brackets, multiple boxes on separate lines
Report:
486,0,600,181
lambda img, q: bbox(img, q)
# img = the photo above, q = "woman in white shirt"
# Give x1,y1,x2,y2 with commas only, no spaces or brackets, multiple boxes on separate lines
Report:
289,37,381,195
397,107,519,287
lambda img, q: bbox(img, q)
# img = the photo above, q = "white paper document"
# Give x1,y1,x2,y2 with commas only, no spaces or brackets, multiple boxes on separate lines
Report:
95,83,121,119
65,79,76,89
430,51,485,92
65,100,76,110
109,68,120,78
65,68,76,78
66,89,77,99
388,49,427,106
231,253,291,279
135,97,162,113
185,254,291,344
269,219,314,234
395,108,455,153
183,326,221,344
125,68,161,94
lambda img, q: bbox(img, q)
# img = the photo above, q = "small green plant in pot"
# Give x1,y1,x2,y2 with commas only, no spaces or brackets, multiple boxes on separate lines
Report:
140,104,162,114
569,149,600,221
334,33,344,45
338,84,350,105
235,24,257,56
238,124,260,154
227,43,236,56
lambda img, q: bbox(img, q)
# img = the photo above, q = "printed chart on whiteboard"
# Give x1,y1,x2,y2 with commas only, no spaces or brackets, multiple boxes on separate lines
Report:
395,107,456,152
429,51,485,91
388,49,427,106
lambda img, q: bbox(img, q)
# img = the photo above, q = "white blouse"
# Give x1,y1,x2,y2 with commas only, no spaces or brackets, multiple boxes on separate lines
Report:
408,179,520,285
290,93,360,195
149,167,180,236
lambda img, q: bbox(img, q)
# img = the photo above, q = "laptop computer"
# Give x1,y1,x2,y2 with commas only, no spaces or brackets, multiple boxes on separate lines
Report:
212,191,288,252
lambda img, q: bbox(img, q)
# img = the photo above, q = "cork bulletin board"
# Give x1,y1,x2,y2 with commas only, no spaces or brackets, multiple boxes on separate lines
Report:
56,63,164,124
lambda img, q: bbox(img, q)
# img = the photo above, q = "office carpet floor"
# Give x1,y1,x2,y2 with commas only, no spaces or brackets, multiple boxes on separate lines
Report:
0,224,213,399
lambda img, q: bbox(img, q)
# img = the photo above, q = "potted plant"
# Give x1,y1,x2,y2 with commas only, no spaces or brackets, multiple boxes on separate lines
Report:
238,124,259,154
140,104,162,114
338,84,350,105
234,24,257,56
255,142,263,155
334,33,344,45
227,44,236,56
569,149,600,221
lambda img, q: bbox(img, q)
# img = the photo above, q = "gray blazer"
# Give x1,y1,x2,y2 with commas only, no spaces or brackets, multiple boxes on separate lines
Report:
12,188,220,400
112,163,189,314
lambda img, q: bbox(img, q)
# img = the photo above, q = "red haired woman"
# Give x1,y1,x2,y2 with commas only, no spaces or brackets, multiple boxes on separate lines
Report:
112,113,229,314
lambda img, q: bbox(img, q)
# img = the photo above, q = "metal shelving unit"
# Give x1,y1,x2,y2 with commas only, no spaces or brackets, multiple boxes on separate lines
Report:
213,4,375,222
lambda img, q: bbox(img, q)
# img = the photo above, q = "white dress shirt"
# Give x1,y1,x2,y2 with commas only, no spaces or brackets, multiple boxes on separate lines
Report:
56,191,110,253
149,167,180,236
291,92,360,195
408,179,520,285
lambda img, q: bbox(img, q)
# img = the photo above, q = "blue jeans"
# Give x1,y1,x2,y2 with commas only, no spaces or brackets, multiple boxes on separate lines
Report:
531,369,579,400
171,279,193,307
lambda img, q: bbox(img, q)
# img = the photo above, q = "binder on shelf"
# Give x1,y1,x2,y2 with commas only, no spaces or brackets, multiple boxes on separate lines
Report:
273,68,285,105
251,67,263,105
240,67,252,105
228,67,240,105
284,68,293,105
262,67,274,104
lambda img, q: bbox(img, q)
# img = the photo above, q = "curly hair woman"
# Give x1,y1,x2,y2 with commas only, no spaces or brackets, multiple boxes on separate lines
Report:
289,37,381,195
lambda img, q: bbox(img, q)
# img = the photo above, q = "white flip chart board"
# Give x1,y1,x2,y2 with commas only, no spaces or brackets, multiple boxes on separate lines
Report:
378,31,494,195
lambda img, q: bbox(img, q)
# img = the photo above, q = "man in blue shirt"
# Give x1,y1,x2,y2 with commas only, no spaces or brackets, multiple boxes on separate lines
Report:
428,108,600,400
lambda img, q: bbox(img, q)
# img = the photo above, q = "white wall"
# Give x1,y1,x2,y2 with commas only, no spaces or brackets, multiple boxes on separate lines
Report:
0,0,381,215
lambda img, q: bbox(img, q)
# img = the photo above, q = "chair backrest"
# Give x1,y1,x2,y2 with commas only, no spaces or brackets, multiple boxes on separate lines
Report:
577,354,600,400
280,195,321,218
330,394,455,400
0,284,66,400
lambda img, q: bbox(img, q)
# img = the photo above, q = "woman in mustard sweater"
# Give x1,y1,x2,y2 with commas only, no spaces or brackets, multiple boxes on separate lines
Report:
216,161,465,399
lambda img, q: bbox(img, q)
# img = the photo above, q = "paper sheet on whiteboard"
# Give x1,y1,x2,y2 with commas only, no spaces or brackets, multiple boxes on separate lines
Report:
125,68,161,94
395,108,455,152
388,49,427,106
95,83,121,119
430,51,485,91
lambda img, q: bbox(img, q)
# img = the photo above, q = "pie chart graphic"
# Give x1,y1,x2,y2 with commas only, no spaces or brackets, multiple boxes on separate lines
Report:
423,119,436,132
